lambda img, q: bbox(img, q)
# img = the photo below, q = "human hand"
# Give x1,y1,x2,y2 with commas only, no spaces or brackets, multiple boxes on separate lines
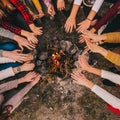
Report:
64,17,76,33
14,35,36,51
20,62,35,72
31,73,41,86
71,70,94,89
22,72,40,82
77,19,91,33
78,55,92,71
29,23,43,36
48,4,56,16
85,39,108,56
81,30,104,44
3,50,34,63
57,0,65,11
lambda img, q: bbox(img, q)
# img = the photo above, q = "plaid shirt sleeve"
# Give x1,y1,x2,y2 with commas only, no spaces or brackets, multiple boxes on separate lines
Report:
0,20,21,35
10,0,33,25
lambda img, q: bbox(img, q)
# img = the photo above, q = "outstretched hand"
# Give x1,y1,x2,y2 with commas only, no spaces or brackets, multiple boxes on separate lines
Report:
71,70,94,89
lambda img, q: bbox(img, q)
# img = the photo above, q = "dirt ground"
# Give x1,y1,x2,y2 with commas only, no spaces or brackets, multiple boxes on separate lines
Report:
1,1,120,120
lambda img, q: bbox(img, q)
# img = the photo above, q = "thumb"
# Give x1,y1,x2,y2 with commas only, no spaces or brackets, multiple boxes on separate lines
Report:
18,44,24,51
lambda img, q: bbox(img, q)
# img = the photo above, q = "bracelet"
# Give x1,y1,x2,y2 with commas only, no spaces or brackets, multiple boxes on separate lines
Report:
87,18,92,21
0,50,3,57
16,66,21,73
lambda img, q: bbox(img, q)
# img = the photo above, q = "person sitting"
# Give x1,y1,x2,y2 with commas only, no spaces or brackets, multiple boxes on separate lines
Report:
71,55,120,115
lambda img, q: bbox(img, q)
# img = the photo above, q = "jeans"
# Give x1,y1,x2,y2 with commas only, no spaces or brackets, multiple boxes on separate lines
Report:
0,42,20,70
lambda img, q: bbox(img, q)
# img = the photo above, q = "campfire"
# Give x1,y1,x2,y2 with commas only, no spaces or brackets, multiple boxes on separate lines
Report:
34,39,83,85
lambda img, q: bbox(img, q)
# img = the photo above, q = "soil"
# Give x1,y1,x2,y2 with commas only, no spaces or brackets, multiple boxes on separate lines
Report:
1,1,120,120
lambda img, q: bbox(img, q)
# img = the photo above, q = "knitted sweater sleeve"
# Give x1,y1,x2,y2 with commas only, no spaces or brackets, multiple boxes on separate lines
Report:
104,32,120,43
101,70,120,84
32,0,42,11
91,84,120,110
0,80,18,94
105,50,120,66
0,67,15,80
0,28,14,39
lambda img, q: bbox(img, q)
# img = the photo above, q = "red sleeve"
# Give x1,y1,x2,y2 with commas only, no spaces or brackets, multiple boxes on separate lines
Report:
0,20,21,35
9,0,33,25
94,0,120,30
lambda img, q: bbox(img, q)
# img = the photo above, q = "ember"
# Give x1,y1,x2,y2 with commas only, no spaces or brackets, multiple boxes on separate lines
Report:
35,40,83,85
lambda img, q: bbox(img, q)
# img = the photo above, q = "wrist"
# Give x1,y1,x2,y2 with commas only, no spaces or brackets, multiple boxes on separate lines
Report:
86,18,92,21
86,80,94,89
2,50,9,57
18,77,25,84
13,66,21,74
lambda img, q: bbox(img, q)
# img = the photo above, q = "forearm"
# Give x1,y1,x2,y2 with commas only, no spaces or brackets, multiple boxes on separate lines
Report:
87,10,97,21
69,4,80,19
0,80,18,93
91,84,120,109
101,70,120,84
103,32,120,43
0,28,14,39
92,0,104,13
86,66,101,76
105,51,120,66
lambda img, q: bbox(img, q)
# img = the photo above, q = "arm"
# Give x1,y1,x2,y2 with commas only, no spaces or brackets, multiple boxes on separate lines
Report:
93,0,120,31
3,73,41,113
92,85,120,109
77,0,104,33
64,0,82,33
78,55,120,85
0,62,35,80
32,0,42,12
10,0,33,25
71,71,120,110
0,27,14,39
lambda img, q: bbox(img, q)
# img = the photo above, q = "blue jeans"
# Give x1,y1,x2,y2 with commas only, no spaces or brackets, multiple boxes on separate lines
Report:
0,42,20,70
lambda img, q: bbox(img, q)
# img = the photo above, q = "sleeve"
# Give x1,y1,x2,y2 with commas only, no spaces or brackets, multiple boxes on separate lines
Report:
0,67,15,80
43,0,51,7
0,20,21,35
91,84,120,110
73,0,83,5
103,32,120,43
94,0,120,30
101,70,120,84
0,57,16,64
10,0,33,25
4,83,33,113
91,0,104,12
0,28,14,39
105,50,120,66
32,0,42,12
0,80,18,94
